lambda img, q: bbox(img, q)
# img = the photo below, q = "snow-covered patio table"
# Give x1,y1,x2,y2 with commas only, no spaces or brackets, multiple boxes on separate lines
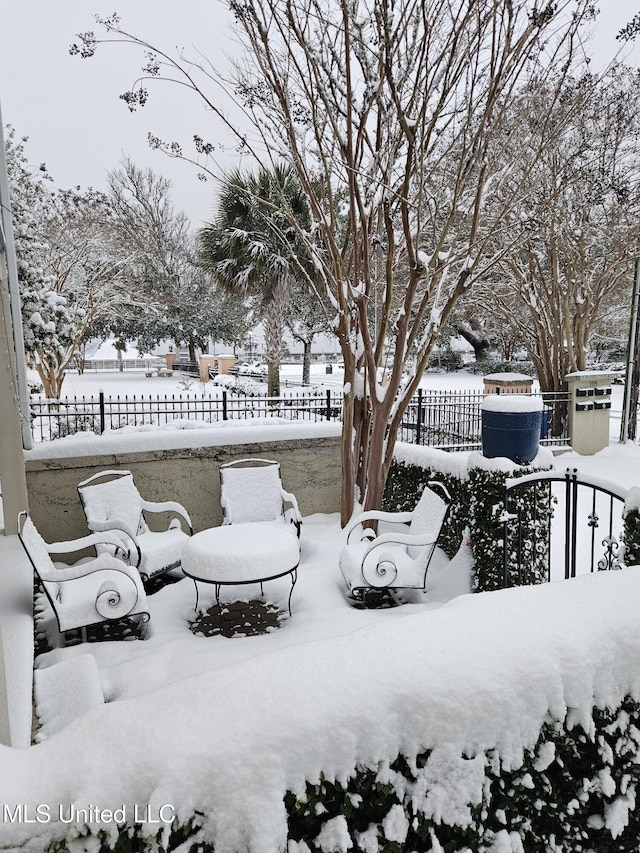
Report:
180,523,301,619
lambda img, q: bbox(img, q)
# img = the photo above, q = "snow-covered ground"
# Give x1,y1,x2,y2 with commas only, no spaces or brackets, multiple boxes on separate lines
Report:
54,362,491,397
3,367,638,852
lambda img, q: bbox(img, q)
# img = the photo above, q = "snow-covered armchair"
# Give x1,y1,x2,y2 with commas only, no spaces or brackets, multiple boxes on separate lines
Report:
18,512,149,644
339,482,451,606
77,470,193,584
220,458,302,537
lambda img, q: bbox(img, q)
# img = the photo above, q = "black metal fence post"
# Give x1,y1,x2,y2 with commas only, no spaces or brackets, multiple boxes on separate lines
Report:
222,390,228,421
326,389,331,420
416,388,423,444
99,392,105,434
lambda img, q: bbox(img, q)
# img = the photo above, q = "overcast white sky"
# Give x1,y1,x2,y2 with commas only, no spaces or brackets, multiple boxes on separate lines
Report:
1,1,639,227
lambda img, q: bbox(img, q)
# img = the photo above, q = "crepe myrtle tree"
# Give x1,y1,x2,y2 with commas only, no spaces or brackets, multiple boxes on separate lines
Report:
481,64,640,395
70,1,596,524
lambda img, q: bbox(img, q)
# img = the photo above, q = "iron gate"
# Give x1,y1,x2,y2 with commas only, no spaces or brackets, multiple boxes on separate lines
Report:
502,467,627,588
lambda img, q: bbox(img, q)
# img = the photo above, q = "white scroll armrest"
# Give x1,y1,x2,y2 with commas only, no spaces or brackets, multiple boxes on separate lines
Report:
345,510,413,543
47,531,133,560
280,489,302,522
140,499,193,531
48,553,141,583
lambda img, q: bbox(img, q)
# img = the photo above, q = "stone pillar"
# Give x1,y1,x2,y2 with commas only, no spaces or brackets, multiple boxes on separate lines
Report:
199,355,217,382
165,352,178,370
215,355,236,375
483,372,533,395
566,371,613,455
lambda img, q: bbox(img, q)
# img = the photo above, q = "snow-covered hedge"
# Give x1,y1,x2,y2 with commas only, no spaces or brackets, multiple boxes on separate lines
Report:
285,697,640,852
36,698,640,852
384,444,555,591
466,453,554,592
383,445,469,559
624,487,640,567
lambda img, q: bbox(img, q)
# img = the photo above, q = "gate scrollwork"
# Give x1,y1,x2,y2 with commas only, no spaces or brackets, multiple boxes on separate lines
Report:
597,536,623,572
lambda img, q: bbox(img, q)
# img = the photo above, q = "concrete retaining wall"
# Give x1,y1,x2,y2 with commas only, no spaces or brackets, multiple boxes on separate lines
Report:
25,434,342,543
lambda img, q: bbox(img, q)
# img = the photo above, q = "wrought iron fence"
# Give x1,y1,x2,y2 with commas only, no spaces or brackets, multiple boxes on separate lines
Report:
29,389,342,442
29,387,571,448
397,388,571,450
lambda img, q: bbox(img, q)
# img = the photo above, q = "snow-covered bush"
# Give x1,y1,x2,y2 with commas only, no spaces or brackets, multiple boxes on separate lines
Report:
37,695,640,852
623,488,640,568
383,451,468,559
219,375,265,398
383,445,554,592
467,359,536,376
284,696,640,852
467,453,555,593
50,414,101,440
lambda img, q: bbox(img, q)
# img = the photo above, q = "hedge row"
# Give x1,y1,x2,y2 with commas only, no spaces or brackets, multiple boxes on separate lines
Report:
45,696,640,852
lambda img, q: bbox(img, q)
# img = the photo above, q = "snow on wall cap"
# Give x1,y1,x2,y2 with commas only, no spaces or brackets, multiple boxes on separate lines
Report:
481,394,543,412
483,372,532,382
566,370,614,379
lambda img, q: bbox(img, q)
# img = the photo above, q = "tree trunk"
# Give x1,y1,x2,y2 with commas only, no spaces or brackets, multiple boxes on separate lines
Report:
302,341,311,386
455,322,492,362
263,279,288,397
36,362,64,399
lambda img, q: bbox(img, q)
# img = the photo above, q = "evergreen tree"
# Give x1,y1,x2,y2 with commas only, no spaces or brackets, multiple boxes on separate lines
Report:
199,164,311,396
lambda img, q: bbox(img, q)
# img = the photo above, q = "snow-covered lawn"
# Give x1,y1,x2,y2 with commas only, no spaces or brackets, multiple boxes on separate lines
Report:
43,361,524,394
3,368,638,852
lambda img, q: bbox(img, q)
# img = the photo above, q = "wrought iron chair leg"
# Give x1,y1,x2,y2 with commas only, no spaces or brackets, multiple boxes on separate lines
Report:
287,569,298,617
215,583,223,630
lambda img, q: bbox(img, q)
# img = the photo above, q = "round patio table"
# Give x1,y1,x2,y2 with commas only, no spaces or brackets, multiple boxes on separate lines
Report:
181,523,300,619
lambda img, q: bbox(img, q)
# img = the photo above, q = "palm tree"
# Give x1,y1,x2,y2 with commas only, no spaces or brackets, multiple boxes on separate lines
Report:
199,164,311,396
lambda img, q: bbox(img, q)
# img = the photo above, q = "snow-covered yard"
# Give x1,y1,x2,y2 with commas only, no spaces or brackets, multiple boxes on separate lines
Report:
5,491,640,851
2,368,640,852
